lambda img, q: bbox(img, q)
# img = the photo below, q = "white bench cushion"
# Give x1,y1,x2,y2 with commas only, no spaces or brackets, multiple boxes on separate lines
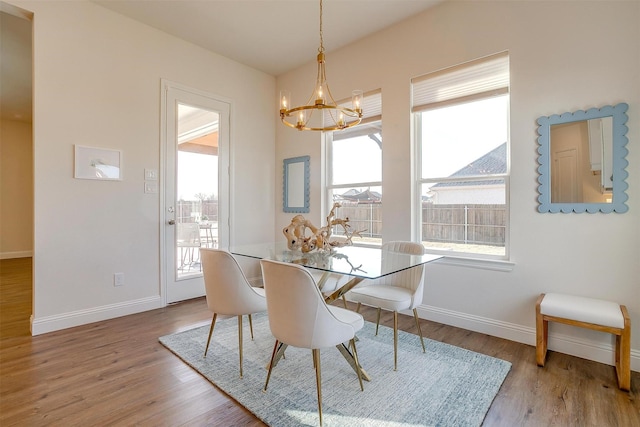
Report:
540,293,624,329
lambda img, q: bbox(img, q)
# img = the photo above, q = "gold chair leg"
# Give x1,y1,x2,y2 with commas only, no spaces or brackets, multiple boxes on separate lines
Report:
238,315,244,378
248,313,254,340
375,307,381,336
263,340,279,392
355,302,362,313
350,338,364,391
313,349,323,426
393,311,398,371
204,313,217,357
413,308,426,353
342,295,348,309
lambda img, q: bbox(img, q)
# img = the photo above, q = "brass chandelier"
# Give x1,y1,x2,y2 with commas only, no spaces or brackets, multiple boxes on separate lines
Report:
279,0,363,131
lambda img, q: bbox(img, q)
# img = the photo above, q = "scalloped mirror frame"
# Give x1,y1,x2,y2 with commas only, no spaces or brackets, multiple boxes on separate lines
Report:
283,155,310,213
536,103,629,213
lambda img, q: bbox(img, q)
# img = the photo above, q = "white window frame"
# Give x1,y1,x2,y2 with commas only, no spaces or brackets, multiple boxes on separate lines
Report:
412,52,511,261
323,90,382,245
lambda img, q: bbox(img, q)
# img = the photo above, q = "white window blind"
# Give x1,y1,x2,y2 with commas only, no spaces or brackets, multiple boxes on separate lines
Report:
326,89,382,126
412,52,509,113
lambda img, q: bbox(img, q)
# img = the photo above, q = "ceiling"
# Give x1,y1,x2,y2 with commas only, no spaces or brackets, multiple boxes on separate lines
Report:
1,0,443,123
93,0,443,76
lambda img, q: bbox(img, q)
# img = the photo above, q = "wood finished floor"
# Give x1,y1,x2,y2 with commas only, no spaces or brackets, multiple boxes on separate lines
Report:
1,258,638,426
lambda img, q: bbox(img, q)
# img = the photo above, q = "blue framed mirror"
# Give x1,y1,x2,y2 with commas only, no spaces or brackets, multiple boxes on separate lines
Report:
283,155,310,213
536,103,629,213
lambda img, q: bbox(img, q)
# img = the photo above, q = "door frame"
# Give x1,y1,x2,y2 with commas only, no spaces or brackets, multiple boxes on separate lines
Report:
160,79,231,305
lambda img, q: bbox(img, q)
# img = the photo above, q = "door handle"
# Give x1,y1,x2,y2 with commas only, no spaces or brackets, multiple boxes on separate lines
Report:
168,219,176,225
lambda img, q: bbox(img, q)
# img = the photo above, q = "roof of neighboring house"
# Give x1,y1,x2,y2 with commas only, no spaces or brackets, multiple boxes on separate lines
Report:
432,142,506,188
336,189,382,203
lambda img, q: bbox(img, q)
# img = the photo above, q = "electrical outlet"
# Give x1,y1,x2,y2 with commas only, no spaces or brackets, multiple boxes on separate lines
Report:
114,273,125,287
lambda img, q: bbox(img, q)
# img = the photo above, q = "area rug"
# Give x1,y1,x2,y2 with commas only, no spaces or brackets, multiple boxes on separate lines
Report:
159,313,511,426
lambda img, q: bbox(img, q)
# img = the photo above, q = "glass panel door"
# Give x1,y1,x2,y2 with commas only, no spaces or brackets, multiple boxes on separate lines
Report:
163,81,230,304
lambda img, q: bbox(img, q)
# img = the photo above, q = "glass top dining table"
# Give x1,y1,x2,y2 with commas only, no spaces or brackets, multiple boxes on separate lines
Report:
230,241,442,381
230,241,443,282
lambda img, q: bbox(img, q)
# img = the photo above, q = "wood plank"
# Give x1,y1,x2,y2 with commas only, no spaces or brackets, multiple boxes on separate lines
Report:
0,257,32,339
1,259,638,426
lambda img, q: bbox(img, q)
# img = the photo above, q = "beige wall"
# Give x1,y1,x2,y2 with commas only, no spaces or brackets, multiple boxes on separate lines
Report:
0,119,33,258
9,0,276,333
276,0,640,370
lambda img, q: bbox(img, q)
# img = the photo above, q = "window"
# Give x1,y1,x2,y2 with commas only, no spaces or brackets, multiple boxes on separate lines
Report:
324,90,382,245
412,52,510,258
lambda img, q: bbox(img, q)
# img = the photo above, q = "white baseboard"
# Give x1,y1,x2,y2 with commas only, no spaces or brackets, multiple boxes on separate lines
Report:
28,293,639,372
415,304,640,373
31,296,164,336
1,250,33,259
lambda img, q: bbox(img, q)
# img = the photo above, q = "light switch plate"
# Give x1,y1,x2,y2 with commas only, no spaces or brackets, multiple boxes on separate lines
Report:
144,168,158,180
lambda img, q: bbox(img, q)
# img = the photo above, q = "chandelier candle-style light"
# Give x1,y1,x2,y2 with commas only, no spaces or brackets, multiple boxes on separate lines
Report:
279,0,363,131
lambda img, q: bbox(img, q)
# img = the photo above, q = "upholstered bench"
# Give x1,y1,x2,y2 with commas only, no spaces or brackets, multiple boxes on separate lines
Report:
535,292,631,391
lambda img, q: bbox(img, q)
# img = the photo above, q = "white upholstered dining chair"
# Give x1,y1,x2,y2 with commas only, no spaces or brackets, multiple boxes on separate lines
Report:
200,248,267,378
260,259,364,426
346,241,427,371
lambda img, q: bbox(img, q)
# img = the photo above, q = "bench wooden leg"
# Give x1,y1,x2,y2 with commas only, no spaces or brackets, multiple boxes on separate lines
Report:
536,293,548,367
616,305,631,391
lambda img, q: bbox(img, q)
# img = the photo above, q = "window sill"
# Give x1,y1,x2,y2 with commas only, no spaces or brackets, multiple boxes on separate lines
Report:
433,256,515,272
350,241,514,272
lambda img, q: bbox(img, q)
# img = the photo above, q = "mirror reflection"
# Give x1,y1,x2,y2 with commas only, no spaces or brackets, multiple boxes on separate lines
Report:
286,161,305,207
550,117,612,203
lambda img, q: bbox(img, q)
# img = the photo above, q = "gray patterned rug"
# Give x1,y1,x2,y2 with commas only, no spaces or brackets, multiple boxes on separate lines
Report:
159,313,510,426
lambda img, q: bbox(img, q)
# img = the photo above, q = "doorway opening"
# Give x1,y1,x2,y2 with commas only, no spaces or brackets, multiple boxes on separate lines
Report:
0,3,34,337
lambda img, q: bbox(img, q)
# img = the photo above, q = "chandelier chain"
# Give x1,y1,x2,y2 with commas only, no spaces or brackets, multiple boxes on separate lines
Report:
318,0,324,53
